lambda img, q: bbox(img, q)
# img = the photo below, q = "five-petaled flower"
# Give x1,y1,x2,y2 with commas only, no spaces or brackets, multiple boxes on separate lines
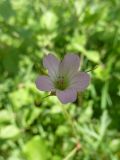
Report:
36,54,90,104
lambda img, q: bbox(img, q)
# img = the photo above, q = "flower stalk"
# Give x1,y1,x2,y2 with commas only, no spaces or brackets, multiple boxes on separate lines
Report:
60,104,79,141
60,103,82,159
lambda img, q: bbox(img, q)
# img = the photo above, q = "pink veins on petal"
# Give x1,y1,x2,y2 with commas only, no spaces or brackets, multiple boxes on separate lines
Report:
36,54,90,104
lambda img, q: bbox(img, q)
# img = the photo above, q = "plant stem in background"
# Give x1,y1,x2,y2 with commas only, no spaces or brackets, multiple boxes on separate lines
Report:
63,141,81,160
60,104,81,159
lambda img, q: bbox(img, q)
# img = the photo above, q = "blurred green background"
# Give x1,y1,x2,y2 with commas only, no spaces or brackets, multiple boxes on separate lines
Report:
0,0,120,159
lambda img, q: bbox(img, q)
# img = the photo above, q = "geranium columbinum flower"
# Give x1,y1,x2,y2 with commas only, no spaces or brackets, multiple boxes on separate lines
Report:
36,54,90,104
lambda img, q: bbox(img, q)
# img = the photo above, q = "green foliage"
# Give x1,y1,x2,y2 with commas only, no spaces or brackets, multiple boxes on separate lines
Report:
0,0,120,159
23,136,51,160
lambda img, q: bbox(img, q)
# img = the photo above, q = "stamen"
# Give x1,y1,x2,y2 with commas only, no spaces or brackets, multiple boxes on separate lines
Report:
55,75,68,90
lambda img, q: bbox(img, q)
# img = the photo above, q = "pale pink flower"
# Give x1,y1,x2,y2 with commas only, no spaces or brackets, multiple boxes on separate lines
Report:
36,54,90,104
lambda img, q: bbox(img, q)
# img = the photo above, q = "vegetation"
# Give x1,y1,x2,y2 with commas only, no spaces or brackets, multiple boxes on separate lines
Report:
0,0,120,159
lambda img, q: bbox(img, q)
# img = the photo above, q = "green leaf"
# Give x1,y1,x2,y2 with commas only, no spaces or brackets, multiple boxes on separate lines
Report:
9,88,32,109
0,125,20,139
101,82,109,109
41,11,57,30
68,43,100,63
0,110,13,123
56,125,69,136
23,136,51,160
99,110,111,140
26,108,41,126
0,0,15,19
83,50,100,63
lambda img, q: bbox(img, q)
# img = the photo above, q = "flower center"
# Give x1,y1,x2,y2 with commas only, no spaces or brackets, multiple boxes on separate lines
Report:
55,76,68,90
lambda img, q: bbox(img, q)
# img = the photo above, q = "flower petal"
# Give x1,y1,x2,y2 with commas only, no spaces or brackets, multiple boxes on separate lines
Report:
59,54,80,78
43,54,60,80
70,72,90,92
56,88,77,104
36,75,54,91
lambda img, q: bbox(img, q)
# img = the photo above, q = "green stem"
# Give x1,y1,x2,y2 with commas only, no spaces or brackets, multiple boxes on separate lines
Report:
85,65,98,72
63,143,81,160
59,103,82,159
60,104,79,141
63,147,78,160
